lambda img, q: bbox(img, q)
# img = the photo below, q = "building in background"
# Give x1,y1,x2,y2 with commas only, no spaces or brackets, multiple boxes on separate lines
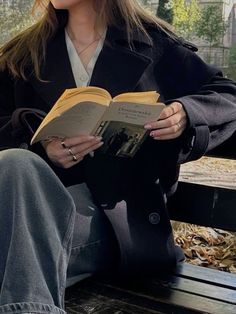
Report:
194,0,236,70
139,0,159,12
142,0,236,70
228,3,236,45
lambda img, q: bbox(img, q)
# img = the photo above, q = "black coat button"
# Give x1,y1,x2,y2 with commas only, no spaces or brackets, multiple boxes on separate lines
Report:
149,212,160,224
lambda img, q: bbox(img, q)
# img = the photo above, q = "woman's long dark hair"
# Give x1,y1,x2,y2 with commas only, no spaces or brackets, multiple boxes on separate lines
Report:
0,0,176,80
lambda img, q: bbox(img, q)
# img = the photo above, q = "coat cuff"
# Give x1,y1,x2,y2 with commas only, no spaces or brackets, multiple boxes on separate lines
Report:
165,97,210,163
176,125,209,164
189,125,209,160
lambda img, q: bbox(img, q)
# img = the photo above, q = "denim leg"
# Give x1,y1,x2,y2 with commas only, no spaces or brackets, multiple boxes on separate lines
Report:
66,184,120,287
0,149,76,314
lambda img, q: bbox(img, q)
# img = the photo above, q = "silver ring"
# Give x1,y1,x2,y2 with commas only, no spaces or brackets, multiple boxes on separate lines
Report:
72,154,77,162
68,148,73,156
61,140,67,149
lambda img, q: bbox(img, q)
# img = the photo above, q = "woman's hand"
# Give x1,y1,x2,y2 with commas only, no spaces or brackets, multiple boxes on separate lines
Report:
42,135,103,169
144,102,187,140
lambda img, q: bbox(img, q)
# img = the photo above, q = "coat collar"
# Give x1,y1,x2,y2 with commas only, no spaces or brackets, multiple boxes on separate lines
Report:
105,24,154,47
29,25,154,109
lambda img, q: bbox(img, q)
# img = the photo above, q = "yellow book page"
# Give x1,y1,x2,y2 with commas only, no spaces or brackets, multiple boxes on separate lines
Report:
113,91,160,104
53,86,112,110
38,87,112,130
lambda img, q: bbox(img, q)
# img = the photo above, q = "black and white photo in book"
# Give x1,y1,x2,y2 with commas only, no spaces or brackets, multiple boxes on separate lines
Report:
96,121,148,157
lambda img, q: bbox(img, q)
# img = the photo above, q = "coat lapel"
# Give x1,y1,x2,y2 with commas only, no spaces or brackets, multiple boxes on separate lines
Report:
29,30,76,110
90,26,153,97
29,25,154,108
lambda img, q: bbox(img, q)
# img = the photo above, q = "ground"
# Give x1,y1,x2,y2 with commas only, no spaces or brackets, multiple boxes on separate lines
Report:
173,156,236,273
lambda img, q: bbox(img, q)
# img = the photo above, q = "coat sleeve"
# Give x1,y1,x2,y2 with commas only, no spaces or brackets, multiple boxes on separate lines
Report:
0,70,18,149
0,70,45,150
156,38,236,163
0,70,87,186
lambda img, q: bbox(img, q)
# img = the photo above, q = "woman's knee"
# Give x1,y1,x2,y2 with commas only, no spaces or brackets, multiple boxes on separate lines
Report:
0,148,47,175
0,148,41,163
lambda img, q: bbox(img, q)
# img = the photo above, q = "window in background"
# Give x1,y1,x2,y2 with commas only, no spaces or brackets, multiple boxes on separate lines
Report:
148,0,236,80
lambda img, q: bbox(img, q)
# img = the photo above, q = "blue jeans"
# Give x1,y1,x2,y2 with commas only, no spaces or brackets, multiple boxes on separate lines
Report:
0,149,118,314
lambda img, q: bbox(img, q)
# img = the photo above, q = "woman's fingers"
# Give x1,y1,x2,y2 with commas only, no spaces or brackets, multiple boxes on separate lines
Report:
61,134,97,148
63,140,103,168
158,101,182,120
42,135,103,168
144,102,187,140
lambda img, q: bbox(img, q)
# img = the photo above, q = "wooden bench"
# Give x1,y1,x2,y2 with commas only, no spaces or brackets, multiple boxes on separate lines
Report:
168,131,236,231
65,263,236,313
65,132,236,314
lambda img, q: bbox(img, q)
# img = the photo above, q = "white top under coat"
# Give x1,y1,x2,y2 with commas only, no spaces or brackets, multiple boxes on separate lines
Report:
65,29,106,87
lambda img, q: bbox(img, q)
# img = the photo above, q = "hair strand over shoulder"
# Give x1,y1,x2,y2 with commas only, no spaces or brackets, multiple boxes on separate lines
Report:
0,0,176,80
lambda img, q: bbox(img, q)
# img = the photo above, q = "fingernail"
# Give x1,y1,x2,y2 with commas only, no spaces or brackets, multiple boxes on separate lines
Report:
98,141,104,146
144,124,152,129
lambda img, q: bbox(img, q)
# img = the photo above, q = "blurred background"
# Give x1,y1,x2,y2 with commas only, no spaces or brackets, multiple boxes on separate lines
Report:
1,0,236,79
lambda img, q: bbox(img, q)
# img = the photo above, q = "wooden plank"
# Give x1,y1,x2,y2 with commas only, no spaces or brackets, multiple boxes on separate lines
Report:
65,283,170,314
65,290,164,314
66,279,204,313
175,263,236,290
104,279,236,313
179,157,236,190
170,156,236,230
168,182,236,231
66,278,236,314
153,276,236,304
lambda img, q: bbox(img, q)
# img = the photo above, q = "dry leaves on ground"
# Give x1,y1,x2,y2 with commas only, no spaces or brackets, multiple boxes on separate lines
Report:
172,221,236,274
174,157,236,273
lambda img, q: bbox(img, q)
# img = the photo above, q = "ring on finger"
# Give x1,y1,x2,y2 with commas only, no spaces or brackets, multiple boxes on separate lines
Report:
72,154,77,162
61,139,67,149
68,148,73,156
177,122,181,128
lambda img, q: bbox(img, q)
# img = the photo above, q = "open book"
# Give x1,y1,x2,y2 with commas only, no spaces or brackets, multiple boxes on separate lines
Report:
31,86,165,157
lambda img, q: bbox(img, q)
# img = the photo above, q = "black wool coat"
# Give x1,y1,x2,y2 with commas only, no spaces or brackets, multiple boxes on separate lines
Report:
1,25,236,274
1,25,236,205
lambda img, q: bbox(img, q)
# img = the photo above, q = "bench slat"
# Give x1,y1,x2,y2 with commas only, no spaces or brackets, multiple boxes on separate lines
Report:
96,279,236,313
168,182,236,231
66,277,236,314
175,263,236,290
153,276,236,304
65,288,163,314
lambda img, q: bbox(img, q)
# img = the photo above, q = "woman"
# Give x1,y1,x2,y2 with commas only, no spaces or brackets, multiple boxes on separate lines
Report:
0,0,236,313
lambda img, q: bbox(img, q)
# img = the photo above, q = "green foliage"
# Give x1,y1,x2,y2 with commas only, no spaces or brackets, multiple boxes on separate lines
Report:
225,45,236,80
0,0,35,46
172,0,201,39
156,0,173,24
196,5,227,47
